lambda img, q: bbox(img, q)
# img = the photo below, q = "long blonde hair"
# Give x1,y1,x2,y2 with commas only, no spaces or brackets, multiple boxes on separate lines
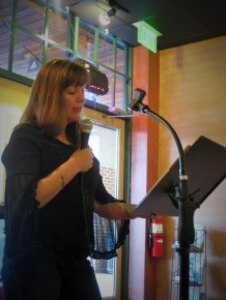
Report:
20,59,89,136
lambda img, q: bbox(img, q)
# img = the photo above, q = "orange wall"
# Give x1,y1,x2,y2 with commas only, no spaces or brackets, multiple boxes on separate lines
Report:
158,36,226,300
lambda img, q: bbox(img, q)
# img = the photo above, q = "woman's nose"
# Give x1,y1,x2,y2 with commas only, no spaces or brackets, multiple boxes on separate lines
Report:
76,90,85,103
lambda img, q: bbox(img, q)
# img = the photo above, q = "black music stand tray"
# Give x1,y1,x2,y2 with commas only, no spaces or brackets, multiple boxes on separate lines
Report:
130,136,226,218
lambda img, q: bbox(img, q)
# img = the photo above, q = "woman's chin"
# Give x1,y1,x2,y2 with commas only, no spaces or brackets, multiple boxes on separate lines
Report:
68,114,81,122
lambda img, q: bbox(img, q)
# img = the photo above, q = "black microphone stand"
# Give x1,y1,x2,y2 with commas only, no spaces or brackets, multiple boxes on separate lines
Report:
130,89,198,300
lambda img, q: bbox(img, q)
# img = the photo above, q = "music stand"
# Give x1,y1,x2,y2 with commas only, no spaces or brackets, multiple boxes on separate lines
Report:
129,88,226,300
130,136,226,218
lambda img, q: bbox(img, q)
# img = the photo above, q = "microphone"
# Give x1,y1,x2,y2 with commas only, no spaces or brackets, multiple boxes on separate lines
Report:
129,88,146,112
80,119,93,149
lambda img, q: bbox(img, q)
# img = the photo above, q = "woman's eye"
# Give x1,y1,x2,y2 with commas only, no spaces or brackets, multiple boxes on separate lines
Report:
68,90,76,95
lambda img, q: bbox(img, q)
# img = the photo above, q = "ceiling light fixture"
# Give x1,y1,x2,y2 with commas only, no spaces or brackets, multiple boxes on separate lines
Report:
99,7,116,26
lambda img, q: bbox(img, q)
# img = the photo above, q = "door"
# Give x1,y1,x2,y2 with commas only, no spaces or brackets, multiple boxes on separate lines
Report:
84,107,125,300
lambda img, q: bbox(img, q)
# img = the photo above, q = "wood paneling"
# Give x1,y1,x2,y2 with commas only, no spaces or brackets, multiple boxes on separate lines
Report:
129,46,160,300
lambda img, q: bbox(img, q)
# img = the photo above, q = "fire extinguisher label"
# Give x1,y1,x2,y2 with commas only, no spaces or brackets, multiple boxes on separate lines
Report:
156,239,163,243
152,223,163,233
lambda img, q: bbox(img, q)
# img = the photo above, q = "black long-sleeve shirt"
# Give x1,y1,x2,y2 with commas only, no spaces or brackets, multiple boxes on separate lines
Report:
1,123,116,260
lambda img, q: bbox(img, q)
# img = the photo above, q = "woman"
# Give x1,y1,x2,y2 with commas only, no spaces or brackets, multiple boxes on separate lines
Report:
1,59,132,300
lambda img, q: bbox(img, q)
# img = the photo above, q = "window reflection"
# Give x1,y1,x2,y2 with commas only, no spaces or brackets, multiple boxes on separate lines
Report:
47,45,72,61
16,0,45,34
48,10,68,46
84,90,97,102
98,36,114,68
0,0,14,20
0,21,10,70
116,46,125,73
115,73,124,110
78,23,95,60
97,66,114,108
13,30,42,79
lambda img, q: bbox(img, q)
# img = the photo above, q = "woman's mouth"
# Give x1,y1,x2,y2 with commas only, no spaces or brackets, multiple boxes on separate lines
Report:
73,107,81,113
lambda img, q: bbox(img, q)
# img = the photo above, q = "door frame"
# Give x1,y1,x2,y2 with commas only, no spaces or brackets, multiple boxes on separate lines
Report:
84,107,126,300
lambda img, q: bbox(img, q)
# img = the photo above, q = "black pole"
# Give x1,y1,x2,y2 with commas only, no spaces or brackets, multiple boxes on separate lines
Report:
129,89,196,299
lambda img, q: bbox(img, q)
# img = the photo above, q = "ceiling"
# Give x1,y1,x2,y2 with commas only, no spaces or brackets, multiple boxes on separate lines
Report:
62,0,226,50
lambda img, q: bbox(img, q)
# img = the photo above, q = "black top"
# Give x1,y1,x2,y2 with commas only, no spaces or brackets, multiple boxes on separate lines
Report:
1,123,116,260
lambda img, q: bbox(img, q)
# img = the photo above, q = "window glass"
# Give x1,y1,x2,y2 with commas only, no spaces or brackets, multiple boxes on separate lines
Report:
16,0,45,34
89,123,118,298
48,10,68,46
0,21,10,70
0,0,14,20
98,35,114,68
116,45,125,73
97,66,114,109
47,44,72,61
94,66,126,111
13,30,42,79
78,24,95,60
115,73,124,110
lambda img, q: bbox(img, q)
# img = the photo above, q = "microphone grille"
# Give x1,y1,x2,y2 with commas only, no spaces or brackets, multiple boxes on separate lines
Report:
80,119,93,134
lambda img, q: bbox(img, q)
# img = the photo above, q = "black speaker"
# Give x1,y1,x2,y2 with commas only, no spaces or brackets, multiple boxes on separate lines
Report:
74,58,109,95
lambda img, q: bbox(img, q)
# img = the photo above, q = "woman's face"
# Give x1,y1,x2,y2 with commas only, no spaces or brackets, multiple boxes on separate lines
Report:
62,84,85,122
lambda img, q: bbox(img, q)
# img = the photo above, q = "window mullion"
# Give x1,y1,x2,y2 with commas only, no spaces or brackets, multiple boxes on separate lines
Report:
93,27,99,64
113,38,117,107
72,15,79,59
42,4,50,63
8,0,19,72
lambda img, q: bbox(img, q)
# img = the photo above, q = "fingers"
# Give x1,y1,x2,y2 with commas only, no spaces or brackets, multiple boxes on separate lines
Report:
71,148,94,172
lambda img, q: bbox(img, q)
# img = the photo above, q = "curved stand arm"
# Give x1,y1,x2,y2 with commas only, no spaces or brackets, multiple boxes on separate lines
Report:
129,89,197,300
140,104,186,177
138,103,195,245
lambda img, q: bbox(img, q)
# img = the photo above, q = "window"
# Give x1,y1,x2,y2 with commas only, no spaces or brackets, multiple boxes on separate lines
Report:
0,0,131,112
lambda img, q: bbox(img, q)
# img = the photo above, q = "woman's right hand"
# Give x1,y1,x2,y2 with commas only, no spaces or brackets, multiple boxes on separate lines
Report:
36,148,94,208
70,147,94,172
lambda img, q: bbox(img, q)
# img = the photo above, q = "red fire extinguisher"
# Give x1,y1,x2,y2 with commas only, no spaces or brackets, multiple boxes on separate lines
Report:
149,215,164,257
